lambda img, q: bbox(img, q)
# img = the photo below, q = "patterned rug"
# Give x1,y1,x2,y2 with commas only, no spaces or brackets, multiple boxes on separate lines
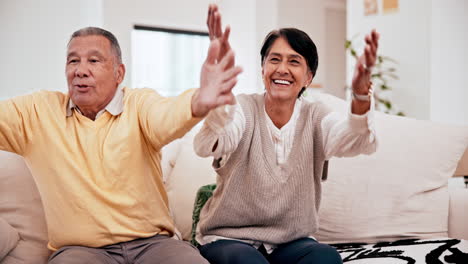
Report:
332,238,468,263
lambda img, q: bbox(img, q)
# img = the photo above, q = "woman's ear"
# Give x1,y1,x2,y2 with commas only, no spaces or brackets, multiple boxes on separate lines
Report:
261,67,265,82
306,70,313,87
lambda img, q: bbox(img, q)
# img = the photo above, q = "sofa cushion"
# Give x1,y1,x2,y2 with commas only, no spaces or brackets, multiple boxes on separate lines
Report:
0,217,20,260
309,93,468,243
161,138,183,184
0,151,50,263
165,125,217,241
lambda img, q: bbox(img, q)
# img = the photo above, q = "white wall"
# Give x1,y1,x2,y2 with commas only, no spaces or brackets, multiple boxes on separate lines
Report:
277,0,327,87
218,0,259,94
0,0,102,100
430,0,468,126
325,1,347,98
1,0,338,101
347,0,468,125
254,0,279,91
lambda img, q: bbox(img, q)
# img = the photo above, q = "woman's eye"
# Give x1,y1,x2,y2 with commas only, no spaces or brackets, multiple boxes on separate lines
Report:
290,60,300,65
270,58,280,63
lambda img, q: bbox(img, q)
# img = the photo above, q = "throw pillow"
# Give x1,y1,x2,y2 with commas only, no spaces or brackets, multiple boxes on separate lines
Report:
191,184,217,246
311,93,468,243
0,217,20,260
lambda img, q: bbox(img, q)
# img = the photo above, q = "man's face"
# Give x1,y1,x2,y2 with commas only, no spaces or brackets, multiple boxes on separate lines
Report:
66,35,124,113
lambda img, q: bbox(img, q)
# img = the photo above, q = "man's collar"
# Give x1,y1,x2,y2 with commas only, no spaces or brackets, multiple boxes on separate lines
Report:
66,87,124,117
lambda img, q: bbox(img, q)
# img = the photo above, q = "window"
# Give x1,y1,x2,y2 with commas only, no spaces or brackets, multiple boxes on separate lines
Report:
131,25,210,97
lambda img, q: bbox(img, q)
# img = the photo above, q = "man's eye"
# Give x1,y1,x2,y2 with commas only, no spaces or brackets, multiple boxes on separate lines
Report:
290,60,300,65
270,58,280,63
90,59,99,63
68,59,78,64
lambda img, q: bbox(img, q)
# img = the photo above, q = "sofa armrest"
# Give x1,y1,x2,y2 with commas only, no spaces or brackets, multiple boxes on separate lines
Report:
0,217,20,259
448,187,468,240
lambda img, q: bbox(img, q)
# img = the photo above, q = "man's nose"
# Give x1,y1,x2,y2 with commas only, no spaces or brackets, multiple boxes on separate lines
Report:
75,62,89,78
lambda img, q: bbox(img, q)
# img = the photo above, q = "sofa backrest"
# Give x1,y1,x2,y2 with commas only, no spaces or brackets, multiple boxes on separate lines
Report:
0,151,50,264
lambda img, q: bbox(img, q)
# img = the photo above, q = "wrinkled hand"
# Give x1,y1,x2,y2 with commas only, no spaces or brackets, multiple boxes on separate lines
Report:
191,39,243,118
351,29,380,95
206,4,232,67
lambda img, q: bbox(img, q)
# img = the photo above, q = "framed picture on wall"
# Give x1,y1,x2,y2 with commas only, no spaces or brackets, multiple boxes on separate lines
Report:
383,0,399,13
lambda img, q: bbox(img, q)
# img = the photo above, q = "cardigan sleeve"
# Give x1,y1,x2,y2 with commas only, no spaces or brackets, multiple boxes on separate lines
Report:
193,103,245,159
321,97,378,160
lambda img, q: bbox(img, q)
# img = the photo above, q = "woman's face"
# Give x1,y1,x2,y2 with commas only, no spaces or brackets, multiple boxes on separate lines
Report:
262,37,312,102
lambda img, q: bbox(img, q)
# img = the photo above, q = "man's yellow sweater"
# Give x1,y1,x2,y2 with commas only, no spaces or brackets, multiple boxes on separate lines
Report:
0,87,200,250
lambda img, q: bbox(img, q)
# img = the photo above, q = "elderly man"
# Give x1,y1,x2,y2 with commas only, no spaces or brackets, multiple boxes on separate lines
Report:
0,25,241,264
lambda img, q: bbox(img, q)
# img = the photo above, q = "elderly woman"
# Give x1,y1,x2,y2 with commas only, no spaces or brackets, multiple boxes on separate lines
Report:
193,5,379,264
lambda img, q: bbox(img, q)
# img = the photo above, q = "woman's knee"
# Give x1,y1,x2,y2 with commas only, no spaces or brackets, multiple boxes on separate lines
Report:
300,243,342,264
199,240,268,264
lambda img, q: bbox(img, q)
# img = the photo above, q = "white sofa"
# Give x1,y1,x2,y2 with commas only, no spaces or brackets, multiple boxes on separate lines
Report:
1,93,468,263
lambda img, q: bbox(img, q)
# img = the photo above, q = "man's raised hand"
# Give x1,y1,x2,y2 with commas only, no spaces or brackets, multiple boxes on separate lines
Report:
206,4,232,67
191,38,242,118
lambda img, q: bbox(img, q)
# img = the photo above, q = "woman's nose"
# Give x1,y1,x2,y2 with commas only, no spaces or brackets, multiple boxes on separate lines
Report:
276,61,289,74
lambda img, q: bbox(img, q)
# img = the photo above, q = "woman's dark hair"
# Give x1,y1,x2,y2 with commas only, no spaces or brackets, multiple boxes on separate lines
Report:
260,28,318,98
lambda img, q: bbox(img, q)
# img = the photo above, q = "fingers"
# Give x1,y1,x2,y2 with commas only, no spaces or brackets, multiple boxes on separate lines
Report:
217,48,234,69
222,25,231,44
220,66,243,93
215,92,237,107
207,4,221,40
364,46,375,69
215,13,222,39
371,29,380,48
207,4,223,40
207,4,215,39
220,78,238,97
206,39,221,64
363,29,379,68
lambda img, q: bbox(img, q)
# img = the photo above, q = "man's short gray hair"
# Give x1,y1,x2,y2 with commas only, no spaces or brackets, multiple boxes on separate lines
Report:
68,27,122,64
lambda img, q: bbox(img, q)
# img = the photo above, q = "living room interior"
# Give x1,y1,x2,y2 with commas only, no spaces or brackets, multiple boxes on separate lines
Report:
1,0,468,263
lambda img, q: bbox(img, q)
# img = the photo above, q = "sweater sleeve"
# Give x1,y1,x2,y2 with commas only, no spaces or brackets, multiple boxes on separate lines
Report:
0,94,35,155
137,88,202,150
193,102,245,159
322,98,378,160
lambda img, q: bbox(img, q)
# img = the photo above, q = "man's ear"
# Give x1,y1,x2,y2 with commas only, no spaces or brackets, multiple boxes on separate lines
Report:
116,64,126,84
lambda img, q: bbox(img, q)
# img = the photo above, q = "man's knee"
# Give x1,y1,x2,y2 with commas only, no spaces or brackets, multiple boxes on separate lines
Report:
137,238,208,264
48,246,111,264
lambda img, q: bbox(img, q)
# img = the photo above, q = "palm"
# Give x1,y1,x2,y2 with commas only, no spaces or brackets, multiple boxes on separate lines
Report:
192,37,242,117
351,30,380,95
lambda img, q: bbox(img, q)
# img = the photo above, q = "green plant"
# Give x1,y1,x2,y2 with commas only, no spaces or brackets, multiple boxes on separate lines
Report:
345,36,404,116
